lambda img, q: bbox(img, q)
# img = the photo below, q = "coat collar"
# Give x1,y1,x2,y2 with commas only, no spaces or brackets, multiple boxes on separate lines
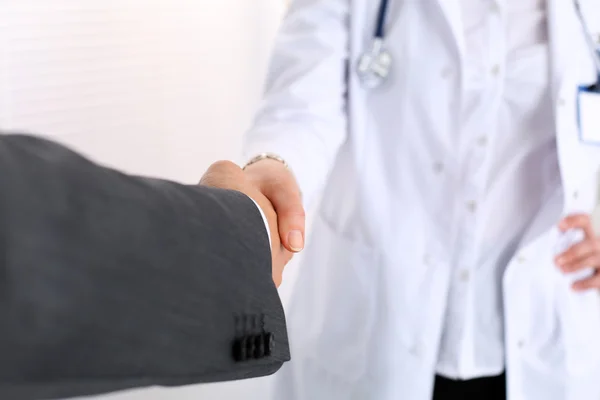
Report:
434,0,580,100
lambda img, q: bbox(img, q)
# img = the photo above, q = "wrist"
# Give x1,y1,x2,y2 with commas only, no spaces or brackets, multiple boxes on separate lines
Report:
243,152,288,171
243,153,292,183
244,158,288,177
245,159,302,201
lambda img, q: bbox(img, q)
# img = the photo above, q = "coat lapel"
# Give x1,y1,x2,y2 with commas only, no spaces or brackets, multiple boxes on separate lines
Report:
547,0,577,106
548,0,600,202
434,0,465,62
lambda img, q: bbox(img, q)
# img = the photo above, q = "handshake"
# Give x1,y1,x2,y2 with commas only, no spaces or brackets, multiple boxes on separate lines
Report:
0,134,299,399
200,158,305,287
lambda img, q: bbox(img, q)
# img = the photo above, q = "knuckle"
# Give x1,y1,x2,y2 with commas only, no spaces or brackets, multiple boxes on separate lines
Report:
199,171,217,186
270,176,291,193
286,207,306,218
210,160,239,173
267,174,301,195
567,214,588,227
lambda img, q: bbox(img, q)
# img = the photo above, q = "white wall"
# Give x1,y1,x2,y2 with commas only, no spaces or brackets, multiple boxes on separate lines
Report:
0,0,284,182
0,0,287,399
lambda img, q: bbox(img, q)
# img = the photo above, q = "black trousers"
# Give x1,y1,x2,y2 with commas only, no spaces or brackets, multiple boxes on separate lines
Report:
432,372,506,400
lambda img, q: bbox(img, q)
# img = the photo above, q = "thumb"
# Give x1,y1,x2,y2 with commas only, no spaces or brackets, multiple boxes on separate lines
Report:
265,180,305,253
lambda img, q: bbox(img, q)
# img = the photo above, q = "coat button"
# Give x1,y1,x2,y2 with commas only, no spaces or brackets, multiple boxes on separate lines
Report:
490,64,500,77
423,253,432,266
409,343,421,357
440,67,452,79
254,334,266,359
263,332,275,356
466,201,477,212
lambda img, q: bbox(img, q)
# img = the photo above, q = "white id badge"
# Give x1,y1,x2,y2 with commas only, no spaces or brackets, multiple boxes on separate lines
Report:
577,84,600,144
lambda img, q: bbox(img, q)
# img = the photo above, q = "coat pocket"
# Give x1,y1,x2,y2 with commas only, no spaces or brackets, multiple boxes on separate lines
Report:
557,277,600,375
290,212,380,383
515,261,565,377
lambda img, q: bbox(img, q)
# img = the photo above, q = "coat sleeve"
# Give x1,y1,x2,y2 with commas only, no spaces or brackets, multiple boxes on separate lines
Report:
0,133,289,400
243,0,350,208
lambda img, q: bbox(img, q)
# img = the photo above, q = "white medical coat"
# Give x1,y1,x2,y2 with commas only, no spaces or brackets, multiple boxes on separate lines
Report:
243,0,600,399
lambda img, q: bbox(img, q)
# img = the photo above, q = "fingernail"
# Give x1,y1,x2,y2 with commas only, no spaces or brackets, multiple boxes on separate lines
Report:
556,257,564,265
288,230,304,251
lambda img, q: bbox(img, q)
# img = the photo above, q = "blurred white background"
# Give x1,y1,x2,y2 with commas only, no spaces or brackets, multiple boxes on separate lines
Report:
0,0,285,182
0,0,292,399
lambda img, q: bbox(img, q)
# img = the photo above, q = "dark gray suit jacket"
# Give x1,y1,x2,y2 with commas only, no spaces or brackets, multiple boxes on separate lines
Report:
0,133,290,399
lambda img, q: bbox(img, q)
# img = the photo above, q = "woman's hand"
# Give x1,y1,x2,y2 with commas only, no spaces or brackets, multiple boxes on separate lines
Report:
243,159,306,253
200,160,294,287
555,213,600,291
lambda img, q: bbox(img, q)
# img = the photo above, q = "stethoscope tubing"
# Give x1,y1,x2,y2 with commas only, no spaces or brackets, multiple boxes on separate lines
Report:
364,0,600,86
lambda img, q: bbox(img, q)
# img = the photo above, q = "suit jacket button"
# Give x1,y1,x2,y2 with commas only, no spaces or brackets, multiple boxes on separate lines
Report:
232,338,246,362
245,335,255,359
254,334,265,359
264,332,274,356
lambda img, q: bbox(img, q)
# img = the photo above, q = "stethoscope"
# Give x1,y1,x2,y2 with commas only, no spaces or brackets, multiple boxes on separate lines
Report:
357,0,600,90
356,0,392,89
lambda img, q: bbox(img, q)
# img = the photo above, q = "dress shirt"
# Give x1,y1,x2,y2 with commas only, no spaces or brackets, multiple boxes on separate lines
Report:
435,0,561,379
250,198,271,246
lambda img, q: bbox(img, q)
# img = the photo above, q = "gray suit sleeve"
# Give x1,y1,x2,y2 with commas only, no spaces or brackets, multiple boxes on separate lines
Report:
0,133,290,399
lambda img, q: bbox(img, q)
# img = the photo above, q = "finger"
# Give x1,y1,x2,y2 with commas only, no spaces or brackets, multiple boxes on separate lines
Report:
555,239,599,271
272,247,294,286
572,270,600,291
559,252,600,274
281,247,294,266
263,177,305,253
272,271,283,288
199,160,244,189
559,213,595,238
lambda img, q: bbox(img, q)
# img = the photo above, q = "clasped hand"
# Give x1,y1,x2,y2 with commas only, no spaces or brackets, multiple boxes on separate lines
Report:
555,213,600,291
199,160,305,287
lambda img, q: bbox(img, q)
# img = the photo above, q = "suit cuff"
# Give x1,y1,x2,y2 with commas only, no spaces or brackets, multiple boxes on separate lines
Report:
249,198,271,247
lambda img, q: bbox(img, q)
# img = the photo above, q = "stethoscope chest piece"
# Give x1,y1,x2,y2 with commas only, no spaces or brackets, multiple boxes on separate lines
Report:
357,38,392,89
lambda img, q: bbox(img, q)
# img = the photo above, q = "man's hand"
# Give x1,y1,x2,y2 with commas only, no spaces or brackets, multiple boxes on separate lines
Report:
555,213,600,291
243,159,306,253
200,161,293,287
